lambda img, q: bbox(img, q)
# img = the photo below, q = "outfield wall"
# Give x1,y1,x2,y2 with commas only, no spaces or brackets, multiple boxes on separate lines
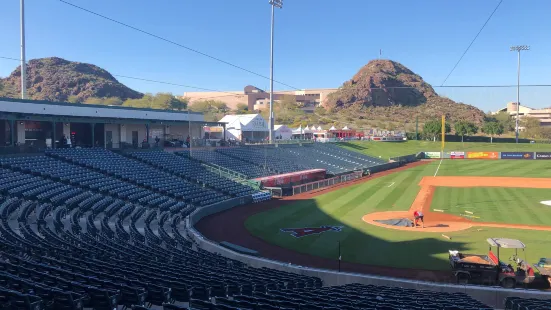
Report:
423,151,551,160
188,206,550,309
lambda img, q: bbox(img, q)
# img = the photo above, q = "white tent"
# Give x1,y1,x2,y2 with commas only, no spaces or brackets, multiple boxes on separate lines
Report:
219,114,268,141
274,125,292,140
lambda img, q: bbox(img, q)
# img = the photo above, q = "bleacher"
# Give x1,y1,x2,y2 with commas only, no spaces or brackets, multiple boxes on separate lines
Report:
0,147,498,310
125,150,257,198
504,296,551,310
47,148,230,207
0,187,494,310
180,150,269,179
182,144,386,178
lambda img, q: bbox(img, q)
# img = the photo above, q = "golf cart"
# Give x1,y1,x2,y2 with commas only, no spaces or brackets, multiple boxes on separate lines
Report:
533,258,551,287
449,238,535,288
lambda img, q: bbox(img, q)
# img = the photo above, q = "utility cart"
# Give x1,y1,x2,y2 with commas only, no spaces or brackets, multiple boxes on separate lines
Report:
449,238,535,288
533,258,551,288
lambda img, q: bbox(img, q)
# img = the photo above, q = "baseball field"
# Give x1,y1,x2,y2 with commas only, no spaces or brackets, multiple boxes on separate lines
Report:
243,156,551,275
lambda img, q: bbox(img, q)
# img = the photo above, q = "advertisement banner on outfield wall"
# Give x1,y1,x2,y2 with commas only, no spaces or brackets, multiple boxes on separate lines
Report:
424,152,441,159
535,152,551,160
449,151,465,159
500,152,534,159
466,151,499,159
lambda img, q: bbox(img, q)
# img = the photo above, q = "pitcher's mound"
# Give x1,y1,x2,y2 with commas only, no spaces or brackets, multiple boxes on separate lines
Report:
362,211,473,232
374,218,413,227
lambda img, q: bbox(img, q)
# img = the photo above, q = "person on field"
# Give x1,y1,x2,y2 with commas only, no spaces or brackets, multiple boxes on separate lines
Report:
413,210,424,228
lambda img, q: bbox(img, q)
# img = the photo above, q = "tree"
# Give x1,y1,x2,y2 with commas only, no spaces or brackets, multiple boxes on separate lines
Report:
454,120,478,142
84,97,123,106
190,100,229,122
68,95,81,103
422,119,451,141
493,111,515,132
482,121,504,143
521,117,544,139
235,103,249,114
122,93,187,111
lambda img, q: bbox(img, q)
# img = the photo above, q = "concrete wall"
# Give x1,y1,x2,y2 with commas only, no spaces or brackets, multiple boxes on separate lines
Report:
125,124,147,145
104,123,121,146
187,179,551,310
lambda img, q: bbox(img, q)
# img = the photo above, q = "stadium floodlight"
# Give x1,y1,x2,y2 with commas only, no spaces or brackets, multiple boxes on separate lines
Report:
509,45,530,144
20,0,27,99
268,0,283,143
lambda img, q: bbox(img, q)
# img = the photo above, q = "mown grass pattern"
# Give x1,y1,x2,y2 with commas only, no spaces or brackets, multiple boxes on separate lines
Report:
245,160,551,271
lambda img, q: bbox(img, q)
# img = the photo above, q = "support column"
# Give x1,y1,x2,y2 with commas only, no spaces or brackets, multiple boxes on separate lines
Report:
52,121,56,149
223,124,226,141
91,123,95,147
16,121,25,145
9,120,15,147
145,124,150,143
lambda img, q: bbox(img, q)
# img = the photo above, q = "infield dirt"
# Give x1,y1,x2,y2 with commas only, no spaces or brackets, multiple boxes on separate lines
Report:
363,176,551,233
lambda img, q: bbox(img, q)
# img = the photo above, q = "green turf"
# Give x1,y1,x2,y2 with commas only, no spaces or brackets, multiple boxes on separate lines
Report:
337,140,551,159
245,160,551,271
431,187,551,225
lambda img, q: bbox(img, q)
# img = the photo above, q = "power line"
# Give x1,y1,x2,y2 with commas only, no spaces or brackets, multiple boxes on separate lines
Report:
3,55,551,96
440,0,503,86
57,0,301,91
112,75,246,95
0,56,20,61
0,55,253,97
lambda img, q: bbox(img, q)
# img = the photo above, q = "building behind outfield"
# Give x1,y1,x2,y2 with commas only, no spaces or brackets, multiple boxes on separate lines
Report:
0,98,223,151
183,85,336,113
494,102,551,128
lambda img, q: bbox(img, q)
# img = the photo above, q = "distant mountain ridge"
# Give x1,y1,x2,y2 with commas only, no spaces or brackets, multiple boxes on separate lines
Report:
323,59,486,124
0,57,143,102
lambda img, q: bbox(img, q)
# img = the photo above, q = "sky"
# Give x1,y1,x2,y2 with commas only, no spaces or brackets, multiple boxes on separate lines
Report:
1,0,550,112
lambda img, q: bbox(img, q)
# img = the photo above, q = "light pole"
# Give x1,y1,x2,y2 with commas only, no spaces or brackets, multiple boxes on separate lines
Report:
20,0,27,99
268,0,282,144
510,45,530,143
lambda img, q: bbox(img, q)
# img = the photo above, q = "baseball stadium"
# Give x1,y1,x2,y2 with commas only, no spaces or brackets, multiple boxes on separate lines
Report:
3,0,551,308
1,98,550,310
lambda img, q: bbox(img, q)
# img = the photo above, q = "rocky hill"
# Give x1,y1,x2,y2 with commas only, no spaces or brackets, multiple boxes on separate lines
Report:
323,59,486,125
0,57,143,102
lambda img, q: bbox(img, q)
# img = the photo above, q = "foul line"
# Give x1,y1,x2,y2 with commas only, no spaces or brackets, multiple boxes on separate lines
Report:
434,158,443,177
387,182,395,188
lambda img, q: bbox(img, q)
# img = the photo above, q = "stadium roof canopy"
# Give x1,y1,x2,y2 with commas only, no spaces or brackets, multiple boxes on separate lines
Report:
0,97,221,126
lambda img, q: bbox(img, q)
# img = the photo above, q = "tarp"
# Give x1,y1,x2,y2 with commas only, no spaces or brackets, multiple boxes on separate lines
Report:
374,218,413,227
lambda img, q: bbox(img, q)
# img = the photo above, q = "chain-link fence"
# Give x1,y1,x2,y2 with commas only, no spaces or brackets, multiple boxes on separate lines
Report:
292,170,363,195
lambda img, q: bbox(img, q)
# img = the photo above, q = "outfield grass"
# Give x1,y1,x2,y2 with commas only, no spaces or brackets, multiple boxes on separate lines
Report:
245,160,551,271
338,140,551,159
431,187,551,226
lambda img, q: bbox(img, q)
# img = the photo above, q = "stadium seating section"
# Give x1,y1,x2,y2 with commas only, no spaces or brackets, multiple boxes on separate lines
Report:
504,297,551,310
0,146,497,309
179,144,386,178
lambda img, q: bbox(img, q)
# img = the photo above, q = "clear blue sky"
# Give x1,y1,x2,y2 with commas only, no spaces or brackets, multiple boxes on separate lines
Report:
1,0,550,112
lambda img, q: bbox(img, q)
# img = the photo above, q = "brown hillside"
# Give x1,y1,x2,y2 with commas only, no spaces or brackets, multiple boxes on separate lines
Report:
0,57,143,102
324,59,485,124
